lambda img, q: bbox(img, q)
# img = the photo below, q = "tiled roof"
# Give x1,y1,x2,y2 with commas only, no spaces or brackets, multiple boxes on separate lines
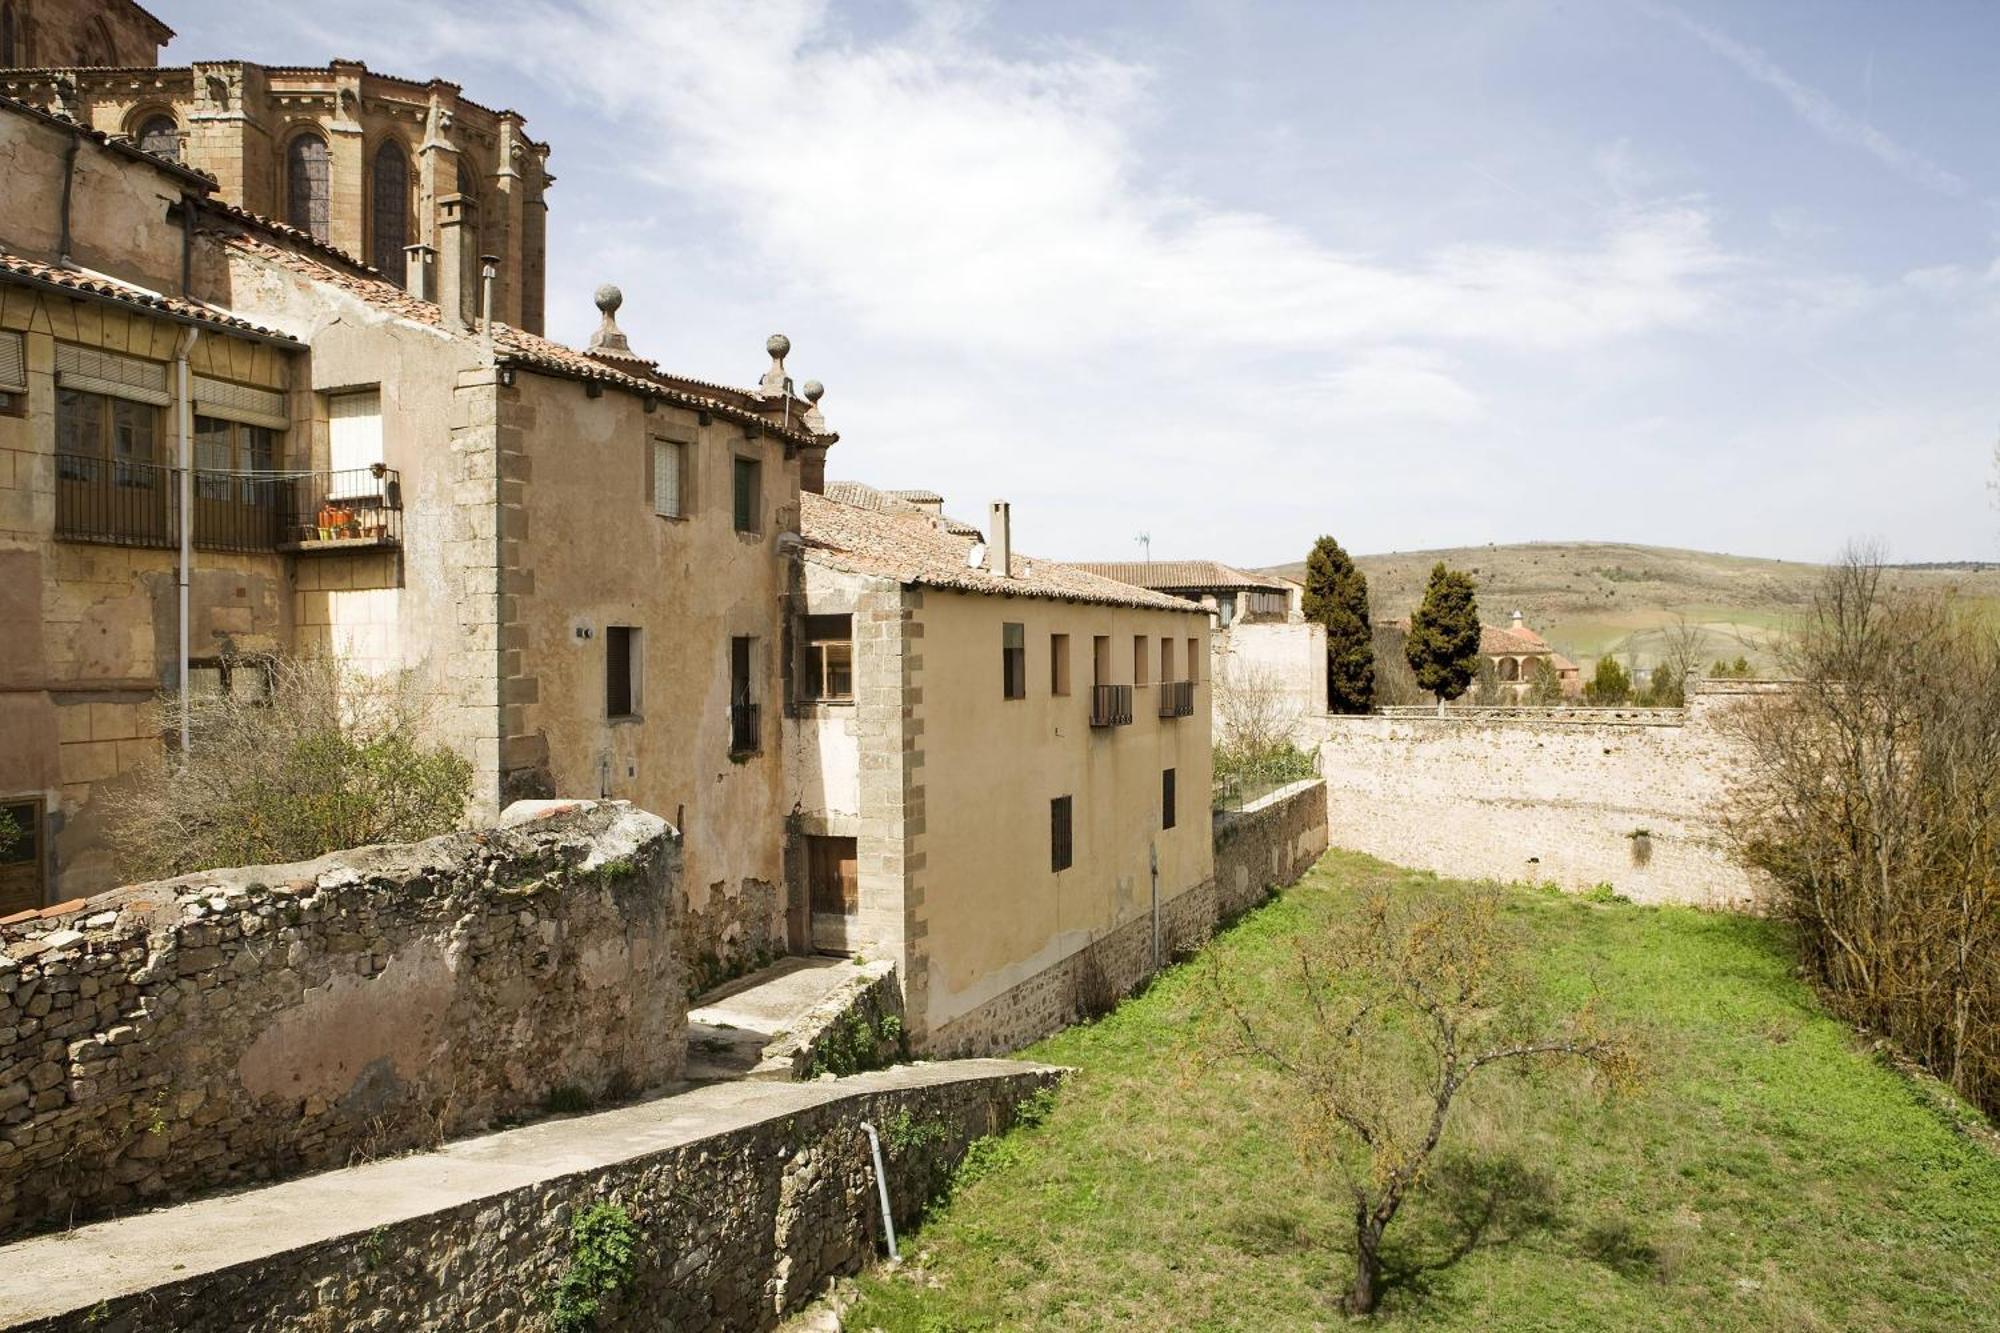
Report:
802,490,1201,614
824,481,982,538
1478,624,1554,656
1070,559,1291,593
210,228,829,447
0,91,215,190
0,248,297,342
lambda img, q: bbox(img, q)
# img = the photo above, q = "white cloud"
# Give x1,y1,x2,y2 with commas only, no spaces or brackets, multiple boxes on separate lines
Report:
1310,349,1483,425
1650,2,1968,196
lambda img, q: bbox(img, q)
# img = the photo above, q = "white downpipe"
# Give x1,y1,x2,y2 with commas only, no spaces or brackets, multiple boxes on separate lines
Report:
859,1122,899,1262
174,327,200,757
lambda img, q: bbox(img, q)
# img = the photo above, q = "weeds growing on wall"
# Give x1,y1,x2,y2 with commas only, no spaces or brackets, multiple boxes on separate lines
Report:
548,1201,640,1333
806,1010,908,1079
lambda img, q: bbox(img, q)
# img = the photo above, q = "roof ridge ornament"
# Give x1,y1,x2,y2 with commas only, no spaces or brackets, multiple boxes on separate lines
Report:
584,283,651,369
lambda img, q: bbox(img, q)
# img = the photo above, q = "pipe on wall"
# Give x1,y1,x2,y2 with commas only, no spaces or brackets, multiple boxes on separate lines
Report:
174,325,200,756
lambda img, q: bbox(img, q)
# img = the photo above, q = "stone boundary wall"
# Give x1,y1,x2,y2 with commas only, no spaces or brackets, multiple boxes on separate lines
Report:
1309,682,1783,907
758,960,908,1079
2,1061,1062,1333
928,780,1330,1056
0,801,685,1241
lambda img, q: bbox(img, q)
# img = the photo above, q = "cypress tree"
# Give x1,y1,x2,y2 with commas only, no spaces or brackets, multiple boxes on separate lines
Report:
1302,536,1375,713
1405,562,1481,714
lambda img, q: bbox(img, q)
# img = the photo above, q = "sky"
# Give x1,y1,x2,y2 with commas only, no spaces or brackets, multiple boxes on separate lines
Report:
159,0,2000,566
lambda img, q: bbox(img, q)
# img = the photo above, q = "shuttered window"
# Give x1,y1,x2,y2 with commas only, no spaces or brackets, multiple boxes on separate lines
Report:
55,344,169,405
193,376,289,430
1162,768,1177,831
1051,796,1073,873
0,332,24,394
653,439,685,518
732,456,761,532
328,390,383,475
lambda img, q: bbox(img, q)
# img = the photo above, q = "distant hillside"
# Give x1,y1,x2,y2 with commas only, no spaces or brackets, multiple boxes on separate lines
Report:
1261,542,2000,671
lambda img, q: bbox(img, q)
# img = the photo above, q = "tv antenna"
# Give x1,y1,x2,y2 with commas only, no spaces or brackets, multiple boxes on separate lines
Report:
1136,531,1151,563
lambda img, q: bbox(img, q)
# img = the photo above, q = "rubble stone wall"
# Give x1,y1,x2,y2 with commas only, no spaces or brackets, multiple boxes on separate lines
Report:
0,801,684,1240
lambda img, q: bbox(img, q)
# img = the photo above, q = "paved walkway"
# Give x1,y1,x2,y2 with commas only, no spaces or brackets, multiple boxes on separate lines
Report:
685,955,874,1081
0,1060,1050,1327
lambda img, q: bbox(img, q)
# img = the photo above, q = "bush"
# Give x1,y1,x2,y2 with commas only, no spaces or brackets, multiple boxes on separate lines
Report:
103,656,472,880
1583,656,1631,705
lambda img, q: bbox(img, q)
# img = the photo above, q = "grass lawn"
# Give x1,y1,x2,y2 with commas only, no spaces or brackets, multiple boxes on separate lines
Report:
844,850,2000,1331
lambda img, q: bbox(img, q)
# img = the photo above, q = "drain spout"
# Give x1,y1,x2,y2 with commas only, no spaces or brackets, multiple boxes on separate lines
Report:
859,1121,899,1262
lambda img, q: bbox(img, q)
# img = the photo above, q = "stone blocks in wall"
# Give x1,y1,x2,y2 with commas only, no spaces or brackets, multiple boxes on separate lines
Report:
0,801,685,1240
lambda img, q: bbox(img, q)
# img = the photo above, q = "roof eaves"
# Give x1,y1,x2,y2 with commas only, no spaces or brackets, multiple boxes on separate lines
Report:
0,91,217,191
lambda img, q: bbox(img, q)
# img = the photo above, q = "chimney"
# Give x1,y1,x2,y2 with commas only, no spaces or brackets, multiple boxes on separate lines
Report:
989,501,1012,577
437,194,469,331
403,243,436,302
1511,609,1525,630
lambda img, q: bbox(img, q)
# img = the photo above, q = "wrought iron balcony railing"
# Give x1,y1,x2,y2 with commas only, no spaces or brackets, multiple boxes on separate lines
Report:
1158,679,1196,718
1090,683,1133,728
55,456,402,555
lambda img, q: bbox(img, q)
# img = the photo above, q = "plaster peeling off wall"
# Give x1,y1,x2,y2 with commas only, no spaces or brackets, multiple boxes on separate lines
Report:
0,801,685,1241
1308,683,1778,908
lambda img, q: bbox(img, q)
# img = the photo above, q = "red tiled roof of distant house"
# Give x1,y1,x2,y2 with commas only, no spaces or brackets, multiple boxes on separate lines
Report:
1069,559,1291,593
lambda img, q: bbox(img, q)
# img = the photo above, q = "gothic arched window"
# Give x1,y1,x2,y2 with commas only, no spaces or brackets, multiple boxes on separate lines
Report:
1,4,18,68
371,140,410,284
136,115,180,162
285,134,331,242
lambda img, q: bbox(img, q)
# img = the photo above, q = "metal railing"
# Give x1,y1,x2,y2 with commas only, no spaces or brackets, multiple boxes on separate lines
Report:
730,702,762,754
1089,683,1133,728
55,457,403,555
1158,679,1195,718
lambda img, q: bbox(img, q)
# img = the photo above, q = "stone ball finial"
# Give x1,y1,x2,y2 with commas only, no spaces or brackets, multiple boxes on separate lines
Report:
594,284,623,315
802,379,824,403
766,333,791,360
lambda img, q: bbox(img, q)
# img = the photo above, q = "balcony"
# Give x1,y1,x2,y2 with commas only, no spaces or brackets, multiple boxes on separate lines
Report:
1089,683,1133,728
55,456,402,555
730,702,762,755
1158,679,1195,719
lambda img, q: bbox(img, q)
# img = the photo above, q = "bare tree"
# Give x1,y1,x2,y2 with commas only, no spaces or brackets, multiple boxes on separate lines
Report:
1728,545,2000,1114
102,656,473,880
1214,661,1305,756
1207,889,1639,1314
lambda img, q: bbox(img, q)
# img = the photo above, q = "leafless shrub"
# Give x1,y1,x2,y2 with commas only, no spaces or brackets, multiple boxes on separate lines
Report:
102,656,473,881
1214,662,1303,755
1727,545,2000,1116
1206,889,1640,1314
1071,937,1118,1021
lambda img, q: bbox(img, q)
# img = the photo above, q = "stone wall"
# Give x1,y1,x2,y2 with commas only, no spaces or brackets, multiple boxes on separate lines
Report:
0,801,685,1240
2,1061,1062,1333
1309,682,1780,907
927,780,1329,1056
758,960,908,1079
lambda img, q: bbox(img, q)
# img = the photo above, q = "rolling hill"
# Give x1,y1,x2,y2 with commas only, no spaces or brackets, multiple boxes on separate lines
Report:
1261,542,2000,671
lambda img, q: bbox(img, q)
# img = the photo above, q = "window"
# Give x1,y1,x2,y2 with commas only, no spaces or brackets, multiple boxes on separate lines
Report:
57,389,159,484
1002,622,1026,700
1216,593,1237,627
372,141,411,285
1050,632,1071,696
1,5,16,69
286,134,331,241
1050,796,1073,872
1186,637,1199,684
730,636,760,753
732,455,761,532
187,656,272,702
328,389,384,476
1134,635,1150,687
606,626,641,719
1092,635,1111,687
192,416,280,504
0,796,43,917
1160,637,1176,684
1162,768,1177,831
136,115,180,162
651,439,687,518
0,331,23,415
802,614,853,702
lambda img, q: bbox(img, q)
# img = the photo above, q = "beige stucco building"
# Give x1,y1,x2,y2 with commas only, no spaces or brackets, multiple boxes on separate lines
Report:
0,87,833,977
786,486,1214,1052
3,0,551,334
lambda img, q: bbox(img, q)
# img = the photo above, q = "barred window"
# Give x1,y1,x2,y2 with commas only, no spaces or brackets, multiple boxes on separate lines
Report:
136,115,180,162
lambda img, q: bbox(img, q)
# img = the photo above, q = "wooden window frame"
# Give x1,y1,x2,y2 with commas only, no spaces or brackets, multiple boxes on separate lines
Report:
1050,795,1073,873
801,614,853,703
732,455,762,533
651,438,689,519
1002,622,1027,700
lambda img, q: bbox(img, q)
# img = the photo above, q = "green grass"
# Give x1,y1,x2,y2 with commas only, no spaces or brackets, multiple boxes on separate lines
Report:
845,851,2000,1331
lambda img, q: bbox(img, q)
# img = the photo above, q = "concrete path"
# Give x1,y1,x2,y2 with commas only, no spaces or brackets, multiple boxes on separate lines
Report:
0,1059,1052,1327
685,955,872,1082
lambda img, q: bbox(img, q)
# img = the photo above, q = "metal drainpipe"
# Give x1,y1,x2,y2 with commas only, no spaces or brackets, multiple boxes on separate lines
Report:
174,327,200,757
58,132,81,265
1150,840,1160,974
859,1122,899,1261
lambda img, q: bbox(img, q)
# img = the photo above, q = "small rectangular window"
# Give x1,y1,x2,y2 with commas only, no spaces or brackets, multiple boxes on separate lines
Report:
606,625,641,718
0,331,24,415
1162,768,1177,831
1134,635,1150,687
803,613,853,702
1186,636,1199,684
730,635,760,753
733,455,761,533
1160,636,1175,683
1051,795,1073,872
1002,622,1026,700
1050,632,1070,696
1092,635,1111,688
652,439,686,518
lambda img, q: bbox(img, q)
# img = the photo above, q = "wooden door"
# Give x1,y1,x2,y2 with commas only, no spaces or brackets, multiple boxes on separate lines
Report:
808,835,859,954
